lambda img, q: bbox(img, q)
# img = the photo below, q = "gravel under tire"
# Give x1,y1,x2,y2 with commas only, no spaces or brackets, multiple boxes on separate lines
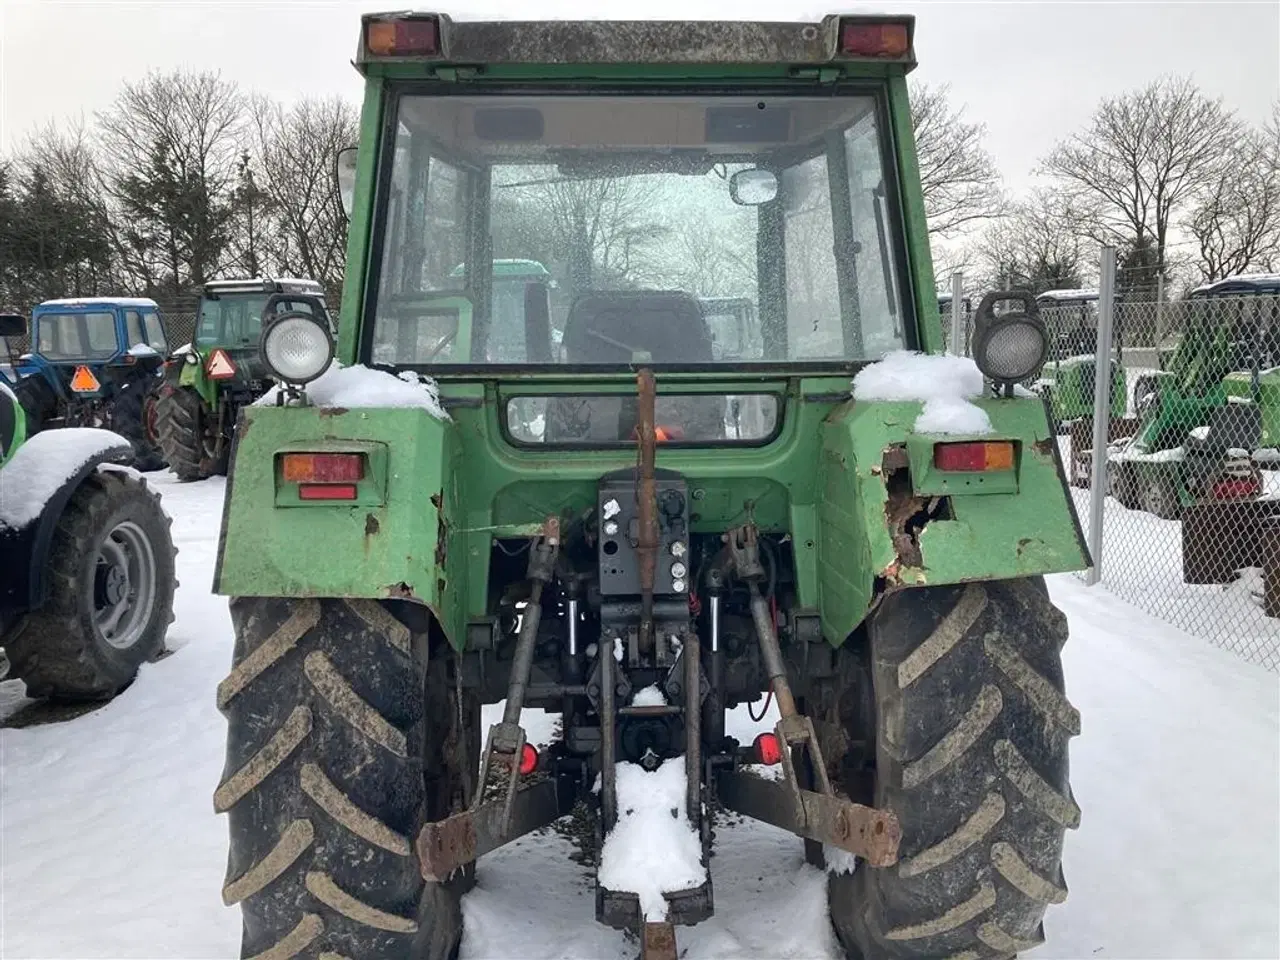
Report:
217,597,477,960
5,469,175,700
112,377,166,472
826,578,1080,959
157,386,225,481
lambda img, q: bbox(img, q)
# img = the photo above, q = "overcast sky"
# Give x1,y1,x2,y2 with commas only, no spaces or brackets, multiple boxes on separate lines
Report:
1,0,1276,198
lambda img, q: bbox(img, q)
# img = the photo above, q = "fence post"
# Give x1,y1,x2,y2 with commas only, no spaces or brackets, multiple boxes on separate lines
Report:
949,272,964,356
1154,272,1166,352
1086,246,1118,586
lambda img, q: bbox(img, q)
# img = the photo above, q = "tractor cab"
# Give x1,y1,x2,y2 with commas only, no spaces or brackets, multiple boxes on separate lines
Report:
698,296,762,361
4,298,169,470
190,277,332,382
213,15,1089,960
1035,288,1104,360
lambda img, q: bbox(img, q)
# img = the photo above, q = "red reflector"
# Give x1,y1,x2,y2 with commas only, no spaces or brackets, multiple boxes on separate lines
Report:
754,732,783,766
519,743,539,776
933,442,1015,472
840,21,910,58
366,17,439,56
282,453,364,483
298,483,358,501
1212,478,1259,501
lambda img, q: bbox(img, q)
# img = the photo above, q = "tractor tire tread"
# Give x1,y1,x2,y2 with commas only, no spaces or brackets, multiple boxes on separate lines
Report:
218,597,465,960
829,577,1078,960
4,470,174,700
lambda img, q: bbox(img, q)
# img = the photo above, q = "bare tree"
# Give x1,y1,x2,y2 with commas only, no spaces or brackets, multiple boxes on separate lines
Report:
1188,127,1279,281
972,190,1090,293
97,70,242,295
1040,76,1241,276
910,81,1004,237
247,95,357,293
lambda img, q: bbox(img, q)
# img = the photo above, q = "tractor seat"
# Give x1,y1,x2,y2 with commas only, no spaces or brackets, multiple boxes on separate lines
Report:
561,291,712,364
1185,402,1263,456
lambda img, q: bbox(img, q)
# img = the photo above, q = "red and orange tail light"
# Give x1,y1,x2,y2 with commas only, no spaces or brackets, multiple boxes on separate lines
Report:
281,453,364,501
933,441,1016,473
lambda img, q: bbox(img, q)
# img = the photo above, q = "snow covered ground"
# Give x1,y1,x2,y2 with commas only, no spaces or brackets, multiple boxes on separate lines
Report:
1,473,1277,958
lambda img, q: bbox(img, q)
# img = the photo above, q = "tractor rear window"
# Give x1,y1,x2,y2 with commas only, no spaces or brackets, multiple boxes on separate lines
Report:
36,312,117,360
505,394,779,446
367,92,909,370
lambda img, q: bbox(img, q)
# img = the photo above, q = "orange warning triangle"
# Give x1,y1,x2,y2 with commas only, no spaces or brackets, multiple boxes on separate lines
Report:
206,348,237,380
69,365,101,392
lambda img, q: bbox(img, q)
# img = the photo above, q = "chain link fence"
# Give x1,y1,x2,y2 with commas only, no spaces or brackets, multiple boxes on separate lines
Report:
948,276,1280,671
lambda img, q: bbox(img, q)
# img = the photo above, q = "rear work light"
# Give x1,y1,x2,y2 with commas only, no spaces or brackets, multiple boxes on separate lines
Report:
282,453,364,484
365,16,439,56
933,441,1016,472
839,20,910,58
298,483,359,501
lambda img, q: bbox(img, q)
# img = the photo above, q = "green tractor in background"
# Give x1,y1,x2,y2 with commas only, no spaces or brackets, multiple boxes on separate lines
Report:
1034,288,1127,429
211,14,1087,960
0,314,176,701
155,278,332,480
1109,274,1280,519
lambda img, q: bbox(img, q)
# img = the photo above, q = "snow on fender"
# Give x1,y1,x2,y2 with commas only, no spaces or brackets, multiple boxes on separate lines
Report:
852,350,995,436
0,428,131,530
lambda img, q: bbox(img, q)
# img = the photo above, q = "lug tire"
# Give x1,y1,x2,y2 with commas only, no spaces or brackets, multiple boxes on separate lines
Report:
825,578,1079,959
217,597,477,960
157,386,226,481
1139,473,1182,521
5,470,175,700
12,374,56,434
1108,461,1141,510
111,378,166,472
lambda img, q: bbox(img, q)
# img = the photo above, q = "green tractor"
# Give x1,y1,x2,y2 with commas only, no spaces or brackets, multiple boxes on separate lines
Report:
155,278,333,481
1109,274,1280,519
0,315,176,701
212,14,1087,960
1034,288,1127,429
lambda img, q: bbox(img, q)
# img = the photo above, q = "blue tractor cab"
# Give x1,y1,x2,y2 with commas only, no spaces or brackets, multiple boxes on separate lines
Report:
10,297,169,470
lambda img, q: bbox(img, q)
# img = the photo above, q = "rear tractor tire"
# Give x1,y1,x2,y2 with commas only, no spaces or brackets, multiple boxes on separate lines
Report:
156,386,227,481
111,377,166,472
823,577,1079,959
5,469,175,700
216,597,478,960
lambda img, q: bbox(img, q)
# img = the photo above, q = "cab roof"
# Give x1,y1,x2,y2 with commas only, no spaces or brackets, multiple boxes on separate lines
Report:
36,297,159,310
355,13,917,72
203,277,325,296
1190,273,1280,297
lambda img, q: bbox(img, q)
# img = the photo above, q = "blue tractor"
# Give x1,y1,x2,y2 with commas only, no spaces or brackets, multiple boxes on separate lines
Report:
2,297,169,471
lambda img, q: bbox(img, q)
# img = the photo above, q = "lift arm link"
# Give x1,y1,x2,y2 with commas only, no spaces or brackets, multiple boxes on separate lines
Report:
417,778,567,881
716,768,902,867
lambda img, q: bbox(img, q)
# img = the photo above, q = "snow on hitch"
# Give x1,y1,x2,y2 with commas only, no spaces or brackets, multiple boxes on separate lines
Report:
597,758,706,923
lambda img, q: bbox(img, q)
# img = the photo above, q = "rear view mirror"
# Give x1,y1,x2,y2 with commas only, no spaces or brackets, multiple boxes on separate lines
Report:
0,314,26,338
336,146,358,220
729,169,778,206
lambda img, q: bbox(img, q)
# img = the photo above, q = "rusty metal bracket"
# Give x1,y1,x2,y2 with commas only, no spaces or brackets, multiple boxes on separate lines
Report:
641,921,678,960
417,777,567,881
716,767,901,866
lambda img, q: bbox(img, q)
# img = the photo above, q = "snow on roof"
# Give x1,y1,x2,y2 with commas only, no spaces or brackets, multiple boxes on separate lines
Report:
38,297,159,309
596,758,706,921
0,428,130,530
852,350,993,436
254,362,449,420
1036,288,1098,302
